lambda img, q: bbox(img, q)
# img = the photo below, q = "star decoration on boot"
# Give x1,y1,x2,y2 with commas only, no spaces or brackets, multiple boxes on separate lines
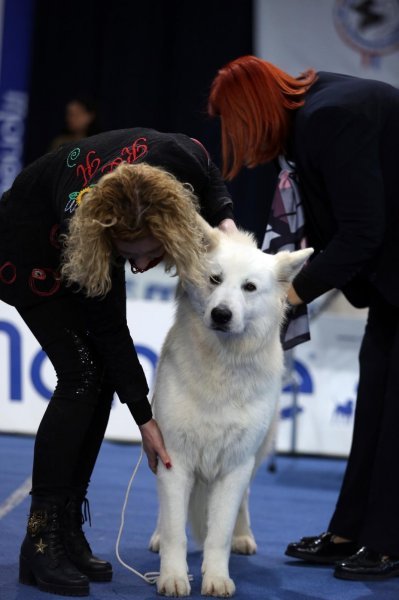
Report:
34,538,48,554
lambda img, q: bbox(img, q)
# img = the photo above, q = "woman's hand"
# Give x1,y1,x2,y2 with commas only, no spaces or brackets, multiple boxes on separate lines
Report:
218,218,238,233
139,418,172,474
286,285,304,307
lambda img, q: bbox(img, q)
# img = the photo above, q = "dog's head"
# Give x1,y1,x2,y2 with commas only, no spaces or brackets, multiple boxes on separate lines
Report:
183,216,313,340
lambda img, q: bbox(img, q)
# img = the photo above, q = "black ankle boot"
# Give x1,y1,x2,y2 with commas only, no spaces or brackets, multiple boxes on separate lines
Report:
63,496,113,582
19,496,90,596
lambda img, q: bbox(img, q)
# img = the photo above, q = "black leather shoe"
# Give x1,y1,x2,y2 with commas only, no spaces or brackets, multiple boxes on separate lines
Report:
285,532,360,565
334,546,399,581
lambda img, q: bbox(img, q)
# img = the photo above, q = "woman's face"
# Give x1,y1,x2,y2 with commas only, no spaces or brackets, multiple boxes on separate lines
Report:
114,235,165,273
66,101,95,135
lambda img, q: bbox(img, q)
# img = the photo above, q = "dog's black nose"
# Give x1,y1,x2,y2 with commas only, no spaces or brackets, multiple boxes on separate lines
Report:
211,306,232,325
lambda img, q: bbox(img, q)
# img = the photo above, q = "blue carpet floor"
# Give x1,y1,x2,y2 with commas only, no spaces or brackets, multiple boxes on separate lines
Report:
1,433,398,600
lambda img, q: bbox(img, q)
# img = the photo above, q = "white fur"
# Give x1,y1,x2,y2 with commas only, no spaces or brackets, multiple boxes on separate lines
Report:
150,223,313,597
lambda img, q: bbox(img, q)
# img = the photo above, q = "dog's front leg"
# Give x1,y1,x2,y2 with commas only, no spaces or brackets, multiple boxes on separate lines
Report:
157,462,194,597
201,458,255,597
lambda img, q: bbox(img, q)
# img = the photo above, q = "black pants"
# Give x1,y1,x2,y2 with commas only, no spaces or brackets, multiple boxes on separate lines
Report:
18,293,117,498
329,290,399,555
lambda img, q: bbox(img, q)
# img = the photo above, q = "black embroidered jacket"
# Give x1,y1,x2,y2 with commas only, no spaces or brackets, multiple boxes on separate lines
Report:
0,128,234,423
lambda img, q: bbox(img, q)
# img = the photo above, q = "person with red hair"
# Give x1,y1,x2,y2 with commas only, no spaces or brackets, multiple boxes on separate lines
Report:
208,55,399,581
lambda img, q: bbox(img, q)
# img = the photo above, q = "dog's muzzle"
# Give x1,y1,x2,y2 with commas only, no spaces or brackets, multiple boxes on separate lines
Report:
211,305,232,331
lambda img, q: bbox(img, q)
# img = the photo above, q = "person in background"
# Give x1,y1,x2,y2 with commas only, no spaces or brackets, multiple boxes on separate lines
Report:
0,126,235,596
49,96,100,151
208,54,399,581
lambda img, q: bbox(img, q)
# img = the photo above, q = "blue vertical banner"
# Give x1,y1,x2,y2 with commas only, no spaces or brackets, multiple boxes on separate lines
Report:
0,0,35,195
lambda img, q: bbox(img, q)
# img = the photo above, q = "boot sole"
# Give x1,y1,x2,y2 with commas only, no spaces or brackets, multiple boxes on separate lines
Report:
19,575,90,597
19,555,90,596
83,570,113,582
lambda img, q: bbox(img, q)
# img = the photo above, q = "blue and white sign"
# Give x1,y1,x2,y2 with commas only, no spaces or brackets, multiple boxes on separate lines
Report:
0,0,34,195
0,300,175,442
0,295,365,456
277,312,365,457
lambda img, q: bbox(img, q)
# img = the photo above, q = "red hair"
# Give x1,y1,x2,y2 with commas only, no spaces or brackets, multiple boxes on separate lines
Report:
208,55,317,179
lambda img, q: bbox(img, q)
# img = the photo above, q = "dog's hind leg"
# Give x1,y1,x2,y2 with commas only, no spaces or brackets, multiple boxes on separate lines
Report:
201,458,255,597
231,408,279,556
230,400,280,557
148,514,161,553
231,488,257,555
156,462,194,597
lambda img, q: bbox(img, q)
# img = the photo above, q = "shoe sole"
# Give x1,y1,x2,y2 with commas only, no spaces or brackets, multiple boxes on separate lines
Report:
334,568,399,581
285,548,343,565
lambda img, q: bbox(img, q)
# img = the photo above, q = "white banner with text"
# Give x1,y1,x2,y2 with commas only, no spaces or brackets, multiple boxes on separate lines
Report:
0,299,366,457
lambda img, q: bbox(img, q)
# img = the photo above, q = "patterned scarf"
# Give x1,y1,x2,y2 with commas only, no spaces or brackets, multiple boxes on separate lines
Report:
261,156,310,350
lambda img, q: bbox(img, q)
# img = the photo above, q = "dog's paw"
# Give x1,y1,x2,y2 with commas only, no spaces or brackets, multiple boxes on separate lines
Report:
148,530,160,553
231,534,257,555
157,573,191,597
201,574,235,597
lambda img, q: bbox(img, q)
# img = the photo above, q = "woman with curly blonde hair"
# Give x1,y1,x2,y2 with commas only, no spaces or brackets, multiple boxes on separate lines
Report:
0,127,235,596
62,162,207,297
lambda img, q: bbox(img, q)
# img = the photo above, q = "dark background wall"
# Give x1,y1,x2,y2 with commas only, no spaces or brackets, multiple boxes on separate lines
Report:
24,0,277,238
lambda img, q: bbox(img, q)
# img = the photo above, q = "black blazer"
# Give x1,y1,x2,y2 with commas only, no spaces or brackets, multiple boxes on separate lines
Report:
290,72,399,308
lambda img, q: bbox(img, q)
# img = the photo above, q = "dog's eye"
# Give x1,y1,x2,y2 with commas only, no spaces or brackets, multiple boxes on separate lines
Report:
209,274,222,285
243,282,257,292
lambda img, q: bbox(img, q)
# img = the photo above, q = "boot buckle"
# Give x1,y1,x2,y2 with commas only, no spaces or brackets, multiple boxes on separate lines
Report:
28,511,48,536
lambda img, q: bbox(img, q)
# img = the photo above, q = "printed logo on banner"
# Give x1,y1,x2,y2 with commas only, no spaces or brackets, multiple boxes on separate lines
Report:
0,90,28,194
280,359,313,420
333,0,399,67
333,382,358,420
280,358,358,425
280,404,304,419
333,398,355,418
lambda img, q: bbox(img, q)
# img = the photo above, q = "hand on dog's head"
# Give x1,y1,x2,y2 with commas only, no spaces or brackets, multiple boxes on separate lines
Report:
196,213,257,253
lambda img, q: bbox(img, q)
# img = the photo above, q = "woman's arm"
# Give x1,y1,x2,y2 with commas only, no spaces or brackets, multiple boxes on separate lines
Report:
293,107,385,304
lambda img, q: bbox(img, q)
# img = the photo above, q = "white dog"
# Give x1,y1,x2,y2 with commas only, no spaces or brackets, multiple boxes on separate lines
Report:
149,221,313,597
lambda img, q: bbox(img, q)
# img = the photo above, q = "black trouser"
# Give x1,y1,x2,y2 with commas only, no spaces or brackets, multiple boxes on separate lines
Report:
329,290,399,555
17,293,116,498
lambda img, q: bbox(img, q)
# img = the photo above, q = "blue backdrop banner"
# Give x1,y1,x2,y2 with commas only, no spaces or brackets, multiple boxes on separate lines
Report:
0,0,34,195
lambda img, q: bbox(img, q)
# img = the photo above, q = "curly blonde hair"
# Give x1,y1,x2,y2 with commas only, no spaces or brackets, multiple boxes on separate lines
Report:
61,162,206,297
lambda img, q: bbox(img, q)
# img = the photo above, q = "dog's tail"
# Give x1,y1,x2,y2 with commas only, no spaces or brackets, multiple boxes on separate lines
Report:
188,481,209,547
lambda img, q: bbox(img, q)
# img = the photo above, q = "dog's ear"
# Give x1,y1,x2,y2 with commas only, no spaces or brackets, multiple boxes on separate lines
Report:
195,213,221,252
275,248,314,284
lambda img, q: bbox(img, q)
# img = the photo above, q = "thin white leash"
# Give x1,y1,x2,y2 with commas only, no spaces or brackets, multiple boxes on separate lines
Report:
114,443,159,584
114,441,194,586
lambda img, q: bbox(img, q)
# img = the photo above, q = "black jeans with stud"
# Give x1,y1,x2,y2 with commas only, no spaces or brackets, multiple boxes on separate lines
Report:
17,285,124,498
